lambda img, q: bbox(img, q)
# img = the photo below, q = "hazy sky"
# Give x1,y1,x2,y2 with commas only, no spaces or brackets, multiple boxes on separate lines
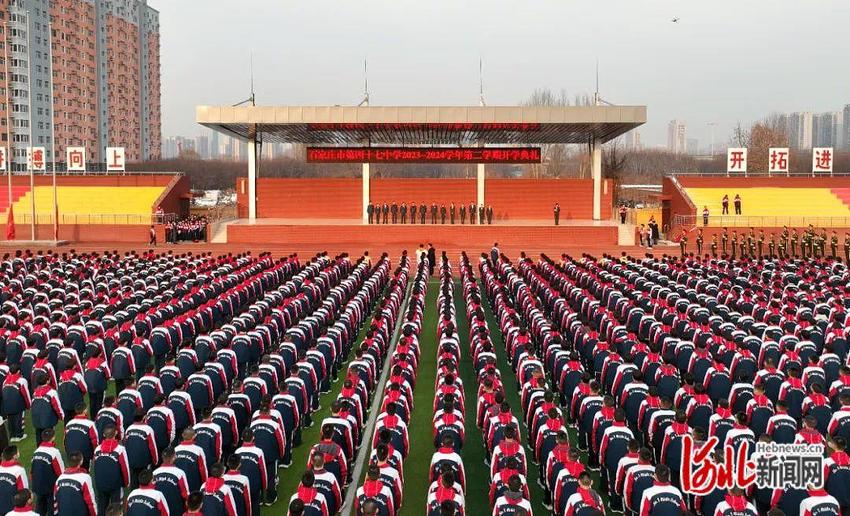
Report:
152,0,850,148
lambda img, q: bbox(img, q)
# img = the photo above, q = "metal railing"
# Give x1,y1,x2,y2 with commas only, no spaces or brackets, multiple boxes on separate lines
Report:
673,214,850,228
2,169,183,176
671,170,850,177
4,212,176,225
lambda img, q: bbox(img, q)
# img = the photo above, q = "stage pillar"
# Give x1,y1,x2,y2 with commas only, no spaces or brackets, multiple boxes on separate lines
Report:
248,137,257,220
591,139,602,220
362,163,370,224
477,163,485,207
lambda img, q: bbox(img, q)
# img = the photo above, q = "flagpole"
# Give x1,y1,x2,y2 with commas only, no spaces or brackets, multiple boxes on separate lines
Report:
25,10,34,240
2,20,10,211
48,20,57,242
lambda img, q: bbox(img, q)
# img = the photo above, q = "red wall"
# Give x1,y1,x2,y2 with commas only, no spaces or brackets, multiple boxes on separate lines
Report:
487,179,611,221
2,224,150,242
371,179,476,207
239,177,608,221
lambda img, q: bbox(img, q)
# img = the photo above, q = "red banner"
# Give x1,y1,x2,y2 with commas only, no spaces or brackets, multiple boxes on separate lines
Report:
6,205,14,240
306,147,542,164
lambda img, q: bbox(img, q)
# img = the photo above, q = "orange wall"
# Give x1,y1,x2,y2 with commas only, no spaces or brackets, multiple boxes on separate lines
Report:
240,177,607,220
2,224,150,242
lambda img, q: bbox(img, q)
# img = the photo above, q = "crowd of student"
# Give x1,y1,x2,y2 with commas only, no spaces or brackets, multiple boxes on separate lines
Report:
476,250,850,516
0,248,407,515
164,216,209,244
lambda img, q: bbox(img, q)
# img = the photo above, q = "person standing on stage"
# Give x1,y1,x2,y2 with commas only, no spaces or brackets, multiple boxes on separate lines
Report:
431,203,438,225
679,230,688,257
478,204,485,225
367,203,374,224
619,205,627,224
440,205,447,225
390,202,398,224
702,206,709,226
553,203,561,226
419,204,427,225
721,228,728,255
486,205,494,225
734,194,742,215
400,203,407,225
382,203,389,224
459,203,466,225
450,203,456,224
721,194,729,215
469,202,476,224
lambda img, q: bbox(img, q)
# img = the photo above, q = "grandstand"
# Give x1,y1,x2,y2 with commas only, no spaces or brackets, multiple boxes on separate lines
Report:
665,177,850,231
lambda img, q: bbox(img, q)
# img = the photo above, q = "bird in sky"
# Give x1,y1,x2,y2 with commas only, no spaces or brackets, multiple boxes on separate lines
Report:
671,17,680,23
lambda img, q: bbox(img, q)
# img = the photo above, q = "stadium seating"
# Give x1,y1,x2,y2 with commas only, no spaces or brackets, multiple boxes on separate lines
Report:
5,185,166,223
684,187,850,225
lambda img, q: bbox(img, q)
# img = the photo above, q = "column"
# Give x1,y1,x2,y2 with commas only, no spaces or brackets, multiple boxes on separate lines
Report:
247,137,257,221
362,162,370,224
477,163,485,207
591,139,602,220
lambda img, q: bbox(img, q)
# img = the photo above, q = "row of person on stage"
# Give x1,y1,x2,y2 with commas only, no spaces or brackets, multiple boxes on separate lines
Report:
367,202,496,225
679,226,850,260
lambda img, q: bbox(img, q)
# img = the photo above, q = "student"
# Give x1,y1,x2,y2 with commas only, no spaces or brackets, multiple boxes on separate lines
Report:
31,429,64,516
125,469,170,516
54,453,96,516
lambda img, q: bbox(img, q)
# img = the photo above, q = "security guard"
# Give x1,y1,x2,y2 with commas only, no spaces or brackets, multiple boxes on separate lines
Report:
768,233,776,257
679,230,688,257
710,234,718,257
781,226,789,251
778,232,786,257
696,229,704,256
757,230,765,257
721,228,729,255
820,229,829,257
844,233,850,262
831,230,839,258
791,228,799,257
400,203,408,224
731,230,738,260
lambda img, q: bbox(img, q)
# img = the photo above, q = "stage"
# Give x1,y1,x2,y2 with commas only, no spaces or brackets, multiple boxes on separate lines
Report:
223,217,626,257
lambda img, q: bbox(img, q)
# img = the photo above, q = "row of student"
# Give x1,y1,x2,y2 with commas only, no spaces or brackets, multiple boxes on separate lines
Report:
0,250,397,515
426,257,468,515
459,254,536,515
350,255,428,516
288,253,410,516
483,250,849,516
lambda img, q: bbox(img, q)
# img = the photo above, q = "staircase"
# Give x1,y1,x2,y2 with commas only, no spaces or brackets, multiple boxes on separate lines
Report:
0,186,31,219
831,188,850,209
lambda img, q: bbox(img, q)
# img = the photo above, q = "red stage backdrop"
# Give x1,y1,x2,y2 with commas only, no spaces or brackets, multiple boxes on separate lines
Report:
238,177,612,220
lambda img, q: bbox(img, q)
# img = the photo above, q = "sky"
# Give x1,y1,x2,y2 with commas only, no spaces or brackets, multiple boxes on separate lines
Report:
151,0,850,149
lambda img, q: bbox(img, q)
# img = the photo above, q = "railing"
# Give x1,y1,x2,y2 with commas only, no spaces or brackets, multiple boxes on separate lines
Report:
673,214,850,228
4,212,176,225
671,170,850,177
2,169,183,176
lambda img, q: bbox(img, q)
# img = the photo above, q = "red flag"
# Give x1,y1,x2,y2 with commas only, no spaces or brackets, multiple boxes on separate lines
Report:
6,205,14,241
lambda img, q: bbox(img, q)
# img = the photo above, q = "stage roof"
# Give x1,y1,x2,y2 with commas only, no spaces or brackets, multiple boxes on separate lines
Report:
196,105,646,145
